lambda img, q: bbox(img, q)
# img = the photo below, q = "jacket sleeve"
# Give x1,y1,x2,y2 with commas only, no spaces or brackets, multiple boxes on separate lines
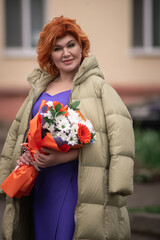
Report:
0,93,31,194
101,81,135,195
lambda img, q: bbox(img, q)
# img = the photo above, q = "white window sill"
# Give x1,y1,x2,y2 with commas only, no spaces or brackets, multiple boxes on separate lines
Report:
128,47,160,57
2,47,37,59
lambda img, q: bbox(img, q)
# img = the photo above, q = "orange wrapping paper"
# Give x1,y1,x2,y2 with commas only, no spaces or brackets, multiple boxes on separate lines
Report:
1,100,68,198
1,165,38,198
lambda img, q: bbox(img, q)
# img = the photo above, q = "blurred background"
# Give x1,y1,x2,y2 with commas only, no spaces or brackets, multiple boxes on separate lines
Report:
0,0,160,239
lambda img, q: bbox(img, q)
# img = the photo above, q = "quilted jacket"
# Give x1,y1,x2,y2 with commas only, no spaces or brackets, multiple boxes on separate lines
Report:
0,55,135,240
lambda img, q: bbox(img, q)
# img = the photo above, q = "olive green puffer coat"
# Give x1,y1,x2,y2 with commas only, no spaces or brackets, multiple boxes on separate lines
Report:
0,56,135,240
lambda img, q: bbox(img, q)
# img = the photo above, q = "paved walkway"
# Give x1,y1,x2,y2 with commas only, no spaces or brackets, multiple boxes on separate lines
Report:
128,183,160,240
127,182,160,208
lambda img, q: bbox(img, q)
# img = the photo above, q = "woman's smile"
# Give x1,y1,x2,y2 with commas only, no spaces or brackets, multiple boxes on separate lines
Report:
62,59,74,64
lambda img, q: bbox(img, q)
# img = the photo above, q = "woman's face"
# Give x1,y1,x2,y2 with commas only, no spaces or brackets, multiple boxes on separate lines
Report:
51,34,82,75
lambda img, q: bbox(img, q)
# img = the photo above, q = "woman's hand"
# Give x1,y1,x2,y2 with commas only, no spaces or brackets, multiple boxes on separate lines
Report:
17,151,34,166
34,147,79,168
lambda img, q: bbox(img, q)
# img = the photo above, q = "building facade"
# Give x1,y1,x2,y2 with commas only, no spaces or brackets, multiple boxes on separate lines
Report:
0,0,160,121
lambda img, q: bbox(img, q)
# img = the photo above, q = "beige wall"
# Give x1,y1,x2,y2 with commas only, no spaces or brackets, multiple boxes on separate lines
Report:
0,0,160,92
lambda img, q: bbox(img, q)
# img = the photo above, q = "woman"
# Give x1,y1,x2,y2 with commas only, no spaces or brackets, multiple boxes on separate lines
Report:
0,16,135,240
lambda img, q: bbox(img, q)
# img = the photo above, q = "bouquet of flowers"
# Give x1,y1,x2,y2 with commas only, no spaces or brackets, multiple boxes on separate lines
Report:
1,100,96,198
41,100,96,150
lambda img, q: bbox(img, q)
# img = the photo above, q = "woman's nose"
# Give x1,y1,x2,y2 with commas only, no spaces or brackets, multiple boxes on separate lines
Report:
63,47,70,56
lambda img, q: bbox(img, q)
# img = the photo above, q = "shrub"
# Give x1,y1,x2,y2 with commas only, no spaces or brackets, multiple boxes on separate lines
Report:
134,127,160,172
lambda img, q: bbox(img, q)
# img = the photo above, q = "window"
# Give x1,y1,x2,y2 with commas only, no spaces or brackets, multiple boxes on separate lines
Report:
131,0,160,56
4,0,46,58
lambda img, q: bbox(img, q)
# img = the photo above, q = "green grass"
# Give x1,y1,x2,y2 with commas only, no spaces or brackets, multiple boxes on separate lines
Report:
128,205,160,214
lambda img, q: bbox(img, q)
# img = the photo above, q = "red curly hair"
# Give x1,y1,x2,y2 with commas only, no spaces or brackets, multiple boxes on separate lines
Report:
37,16,90,75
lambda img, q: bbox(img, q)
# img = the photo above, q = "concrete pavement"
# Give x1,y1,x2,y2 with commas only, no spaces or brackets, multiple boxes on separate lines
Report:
128,182,160,240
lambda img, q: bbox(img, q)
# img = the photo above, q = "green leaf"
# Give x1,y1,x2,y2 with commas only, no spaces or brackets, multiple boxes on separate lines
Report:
67,102,72,108
69,100,80,110
50,108,56,117
91,132,95,138
55,103,61,112
56,111,66,117
43,117,51,124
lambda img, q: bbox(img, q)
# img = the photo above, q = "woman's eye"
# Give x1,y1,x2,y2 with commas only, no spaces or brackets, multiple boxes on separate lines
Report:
54,47,61,51
68,43,75,48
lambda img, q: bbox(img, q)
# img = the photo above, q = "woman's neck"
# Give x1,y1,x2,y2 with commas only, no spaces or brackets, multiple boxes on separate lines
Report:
59,71,76,83
44,70,77,96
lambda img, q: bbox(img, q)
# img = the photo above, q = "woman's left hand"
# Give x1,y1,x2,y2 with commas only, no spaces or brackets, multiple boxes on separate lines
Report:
34,147,79,168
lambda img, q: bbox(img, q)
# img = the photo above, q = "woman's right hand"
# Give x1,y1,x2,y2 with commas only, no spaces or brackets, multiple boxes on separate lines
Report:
17,151,34,166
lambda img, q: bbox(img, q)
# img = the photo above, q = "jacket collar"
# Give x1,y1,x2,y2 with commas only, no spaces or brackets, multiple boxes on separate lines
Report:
73,55,104,85
27,67,56,96
27,56,104,94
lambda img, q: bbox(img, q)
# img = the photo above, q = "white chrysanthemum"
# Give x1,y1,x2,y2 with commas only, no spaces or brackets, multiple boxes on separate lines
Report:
84,119,94,132
56,131,68,142
55,115,66,122
44,111,53,120
46,101,53,107
67,108,79,123
72,123,78,133
51,131,57,138
68,132,78,146
57,118,71,132
48,124,55,132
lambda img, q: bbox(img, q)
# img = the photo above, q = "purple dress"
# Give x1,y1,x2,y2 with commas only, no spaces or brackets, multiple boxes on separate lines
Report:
32,90,78,240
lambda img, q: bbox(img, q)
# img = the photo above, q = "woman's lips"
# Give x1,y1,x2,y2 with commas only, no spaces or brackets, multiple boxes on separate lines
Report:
62,59,74,64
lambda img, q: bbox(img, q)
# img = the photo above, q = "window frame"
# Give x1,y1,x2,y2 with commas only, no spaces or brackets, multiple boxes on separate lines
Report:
130,0,160,57
3,0,47,59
